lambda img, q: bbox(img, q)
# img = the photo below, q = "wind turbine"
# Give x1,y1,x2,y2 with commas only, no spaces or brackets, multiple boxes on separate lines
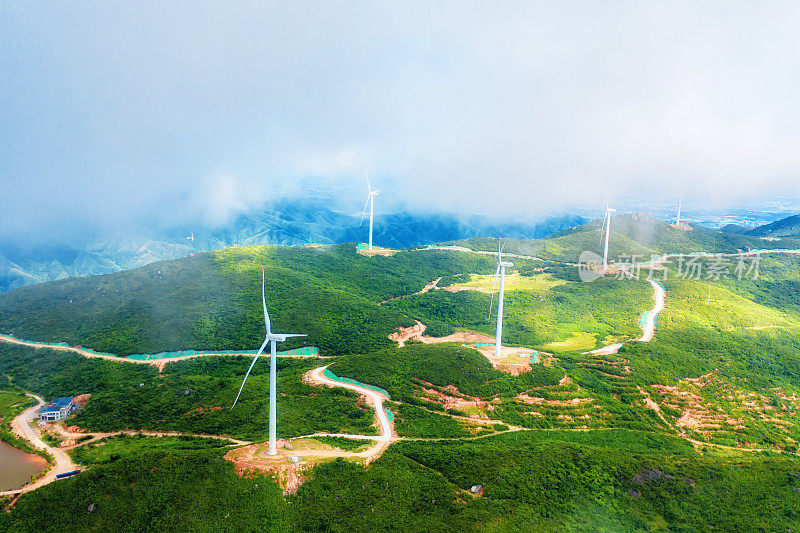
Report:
360,170,380,250
676,194,683,226
600,205,616,270
231,267,306,456
187,231,194,242
488,239,513,358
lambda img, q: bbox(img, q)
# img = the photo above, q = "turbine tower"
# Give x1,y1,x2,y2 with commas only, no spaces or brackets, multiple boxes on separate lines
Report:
361,170,380,250
601,205,616,269
676,195,683,226
231,267,306,455
489,240,513,358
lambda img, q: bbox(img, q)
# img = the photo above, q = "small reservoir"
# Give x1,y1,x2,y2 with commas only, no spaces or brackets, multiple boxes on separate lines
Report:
0,440,47,491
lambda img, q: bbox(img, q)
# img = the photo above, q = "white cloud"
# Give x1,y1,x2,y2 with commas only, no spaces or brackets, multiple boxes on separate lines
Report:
2,1,800,240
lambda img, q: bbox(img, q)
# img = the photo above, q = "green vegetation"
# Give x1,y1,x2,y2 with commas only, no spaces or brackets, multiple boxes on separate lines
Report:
444,214,800,262
333,344,563,401
388,401,472,438
2,447,285,532
5,430,799,532
0,344,377,441
307,436,369,451
0,245,498,356
1,224,800,530
70,434,234,465
0,386,44,458
384,275,650,349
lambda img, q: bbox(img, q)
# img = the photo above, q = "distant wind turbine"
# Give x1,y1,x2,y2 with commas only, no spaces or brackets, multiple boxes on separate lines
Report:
231,267,306,456
187,231,194,242
360,170,380,250
676,195,683,226
600,205,616,270
488,239,513,358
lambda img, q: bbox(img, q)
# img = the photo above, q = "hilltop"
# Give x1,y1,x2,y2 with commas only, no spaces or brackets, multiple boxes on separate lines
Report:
0,198,585,293
441,212,800,262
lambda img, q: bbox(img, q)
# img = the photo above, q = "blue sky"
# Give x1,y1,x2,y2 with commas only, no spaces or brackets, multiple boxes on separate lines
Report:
2,1,800,241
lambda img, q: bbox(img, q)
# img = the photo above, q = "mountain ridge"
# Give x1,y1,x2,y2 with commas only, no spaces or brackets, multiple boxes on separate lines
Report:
0,198,585,293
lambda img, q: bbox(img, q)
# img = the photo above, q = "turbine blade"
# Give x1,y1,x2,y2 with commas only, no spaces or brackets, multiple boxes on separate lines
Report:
261,267,271,335
231,338,269,409
600,212,608,245
360,194,370,225
488,263,500,321
365,169,372,193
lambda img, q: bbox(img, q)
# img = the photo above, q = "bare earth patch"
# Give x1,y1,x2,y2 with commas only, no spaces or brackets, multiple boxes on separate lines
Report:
389,321,536,374
357,248,397,257
225,437,393,494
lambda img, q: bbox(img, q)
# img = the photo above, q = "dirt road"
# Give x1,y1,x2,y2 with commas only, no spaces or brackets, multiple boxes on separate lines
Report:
638,279,665,342
306,366,393,443
0,334,325,372
588,278,666,356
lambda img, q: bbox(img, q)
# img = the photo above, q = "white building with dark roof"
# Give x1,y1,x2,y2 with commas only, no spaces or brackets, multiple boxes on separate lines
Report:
39,397,76,422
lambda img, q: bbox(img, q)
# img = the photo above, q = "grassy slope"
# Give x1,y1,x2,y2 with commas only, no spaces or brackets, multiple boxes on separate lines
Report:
384,274,651,349
0,386,39,455
0,344,376,441
0,245,496,356
443,213,800,261
4,430,799,532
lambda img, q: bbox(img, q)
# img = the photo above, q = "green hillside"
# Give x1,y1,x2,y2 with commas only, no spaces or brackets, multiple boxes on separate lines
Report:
0,242,655,356
3,219,800,531
442,213,800,262
0,245,498,356
748,213,800,238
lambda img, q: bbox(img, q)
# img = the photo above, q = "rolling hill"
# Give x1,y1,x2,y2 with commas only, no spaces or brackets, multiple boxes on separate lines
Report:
747,212,800,238
2,214,800,531
0,198,585,293
441,212,800,262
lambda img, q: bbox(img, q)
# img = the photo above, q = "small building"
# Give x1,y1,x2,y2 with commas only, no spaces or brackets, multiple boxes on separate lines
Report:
39,397,77,422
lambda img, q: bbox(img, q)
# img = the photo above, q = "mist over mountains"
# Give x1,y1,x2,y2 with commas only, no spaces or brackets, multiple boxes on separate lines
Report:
0,198,586,293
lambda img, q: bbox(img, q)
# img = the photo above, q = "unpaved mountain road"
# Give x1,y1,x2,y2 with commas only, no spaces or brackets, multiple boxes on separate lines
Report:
589,278,665,356
0,334,326,372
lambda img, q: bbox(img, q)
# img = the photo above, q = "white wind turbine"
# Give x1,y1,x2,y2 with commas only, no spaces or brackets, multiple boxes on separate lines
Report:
488,239,513,358
600,205,616,270
360,170,380,250
187,231,194,242
231,267,306,456
676,194,683,226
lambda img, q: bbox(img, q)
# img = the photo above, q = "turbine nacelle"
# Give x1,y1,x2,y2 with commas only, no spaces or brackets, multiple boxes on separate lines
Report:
267,333,307,342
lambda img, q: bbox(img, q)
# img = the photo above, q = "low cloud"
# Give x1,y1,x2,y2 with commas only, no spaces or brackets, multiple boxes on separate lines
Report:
2,2,800,243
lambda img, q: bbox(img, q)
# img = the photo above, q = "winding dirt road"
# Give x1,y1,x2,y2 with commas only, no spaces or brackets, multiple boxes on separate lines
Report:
306,365,393,444
0,334,326,372
638,279,665,343
588,278,666,356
